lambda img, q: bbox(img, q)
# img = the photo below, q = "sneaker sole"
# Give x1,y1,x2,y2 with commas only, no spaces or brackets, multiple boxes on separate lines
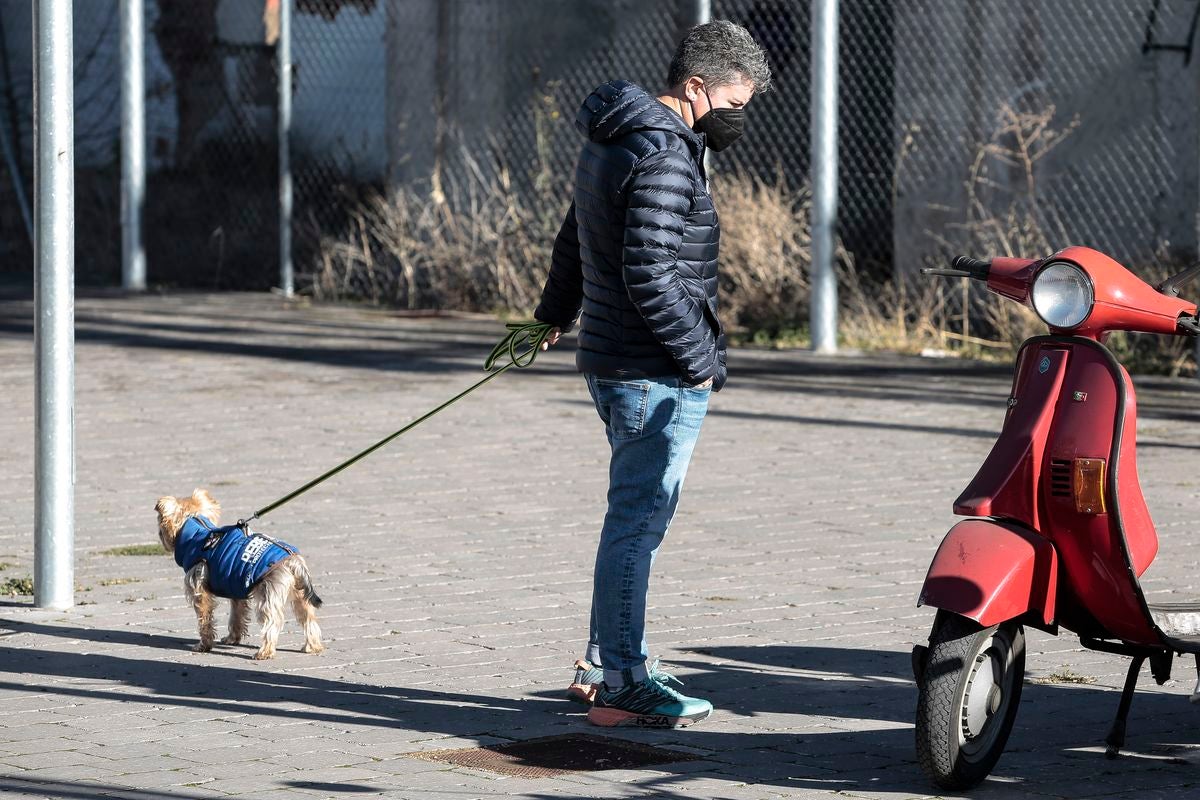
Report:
587,705,711,728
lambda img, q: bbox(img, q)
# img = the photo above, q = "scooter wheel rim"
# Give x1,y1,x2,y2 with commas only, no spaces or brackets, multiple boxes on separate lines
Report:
958,627,1017,759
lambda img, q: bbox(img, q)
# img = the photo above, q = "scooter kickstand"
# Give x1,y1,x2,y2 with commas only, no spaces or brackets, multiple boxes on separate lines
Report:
1105,656,1145,759
1190,656,1200,704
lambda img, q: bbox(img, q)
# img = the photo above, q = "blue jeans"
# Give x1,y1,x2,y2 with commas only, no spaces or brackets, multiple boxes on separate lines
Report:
583,373,711,689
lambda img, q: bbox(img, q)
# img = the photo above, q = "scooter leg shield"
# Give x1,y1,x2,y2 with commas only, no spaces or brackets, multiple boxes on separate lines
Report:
919,519,1057,628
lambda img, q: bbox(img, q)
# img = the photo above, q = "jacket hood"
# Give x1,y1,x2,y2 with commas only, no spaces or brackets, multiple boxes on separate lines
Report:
576,81,703,157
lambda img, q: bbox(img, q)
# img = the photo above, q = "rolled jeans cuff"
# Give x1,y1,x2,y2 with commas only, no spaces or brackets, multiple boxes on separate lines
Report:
604,663,649,690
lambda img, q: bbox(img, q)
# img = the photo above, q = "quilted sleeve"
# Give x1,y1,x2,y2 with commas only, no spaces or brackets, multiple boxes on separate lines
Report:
533,200,584,332
621,149,717,385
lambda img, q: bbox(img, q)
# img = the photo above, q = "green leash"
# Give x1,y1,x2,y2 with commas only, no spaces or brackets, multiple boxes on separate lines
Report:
239,321,555,526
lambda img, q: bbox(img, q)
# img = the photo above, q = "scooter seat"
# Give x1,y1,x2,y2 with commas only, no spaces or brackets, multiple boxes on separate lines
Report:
1148,602,1200,639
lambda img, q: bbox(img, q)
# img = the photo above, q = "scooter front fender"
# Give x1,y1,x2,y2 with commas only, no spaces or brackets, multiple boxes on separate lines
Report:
918,519,1057,628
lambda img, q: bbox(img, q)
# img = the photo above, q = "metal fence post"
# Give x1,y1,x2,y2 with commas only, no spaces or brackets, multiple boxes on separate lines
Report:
33,0,75,610
810,0,839,354
120,0,146,291
278,0,293,297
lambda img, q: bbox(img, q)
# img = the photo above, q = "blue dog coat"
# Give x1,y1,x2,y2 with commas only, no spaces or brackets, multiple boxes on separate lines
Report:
174,516,297,599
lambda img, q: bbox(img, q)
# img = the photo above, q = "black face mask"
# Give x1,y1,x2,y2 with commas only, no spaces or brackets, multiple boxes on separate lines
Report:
691,86,745,152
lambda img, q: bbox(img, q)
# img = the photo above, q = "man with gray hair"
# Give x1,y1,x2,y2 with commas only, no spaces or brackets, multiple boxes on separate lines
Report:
534,20,771,728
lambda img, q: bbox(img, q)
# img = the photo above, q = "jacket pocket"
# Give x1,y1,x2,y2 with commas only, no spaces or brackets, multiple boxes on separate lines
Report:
701,297,726,348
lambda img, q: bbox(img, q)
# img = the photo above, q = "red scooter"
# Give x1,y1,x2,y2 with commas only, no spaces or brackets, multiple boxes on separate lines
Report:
912,247,1200,789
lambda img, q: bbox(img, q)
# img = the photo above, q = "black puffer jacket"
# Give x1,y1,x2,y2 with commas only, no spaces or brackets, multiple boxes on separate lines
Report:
534,81,726,390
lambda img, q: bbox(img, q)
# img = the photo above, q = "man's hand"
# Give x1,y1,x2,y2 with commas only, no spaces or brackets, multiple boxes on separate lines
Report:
690,377,714,389
540,327,562,351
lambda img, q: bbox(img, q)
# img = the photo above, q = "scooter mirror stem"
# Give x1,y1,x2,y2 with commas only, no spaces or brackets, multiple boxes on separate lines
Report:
1156,262,1200,297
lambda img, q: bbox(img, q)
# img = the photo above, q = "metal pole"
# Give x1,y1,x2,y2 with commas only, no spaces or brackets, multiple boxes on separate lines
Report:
278,0,293,297
33,0,75,610
120,0,146,290
810,0,839,354
680,0,712,174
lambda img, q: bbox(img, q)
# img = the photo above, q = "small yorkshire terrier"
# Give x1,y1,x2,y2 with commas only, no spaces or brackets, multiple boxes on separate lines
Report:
155,489,324,660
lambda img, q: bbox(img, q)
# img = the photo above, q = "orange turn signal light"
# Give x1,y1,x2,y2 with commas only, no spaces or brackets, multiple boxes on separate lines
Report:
1073,458,1106,514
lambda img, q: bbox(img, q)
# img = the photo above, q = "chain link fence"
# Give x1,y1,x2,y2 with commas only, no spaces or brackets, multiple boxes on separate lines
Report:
0,1,1196,300
888,0,1199,276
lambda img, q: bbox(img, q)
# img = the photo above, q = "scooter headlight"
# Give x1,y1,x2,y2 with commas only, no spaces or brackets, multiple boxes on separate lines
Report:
1031,261,1093,329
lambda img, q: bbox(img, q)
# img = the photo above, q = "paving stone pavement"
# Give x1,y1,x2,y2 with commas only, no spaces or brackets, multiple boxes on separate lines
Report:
3,289,1200,799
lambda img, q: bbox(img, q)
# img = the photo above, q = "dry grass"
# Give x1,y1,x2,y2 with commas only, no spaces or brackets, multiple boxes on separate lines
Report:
313,147,558,314
1029,666,1097,686
710,172,812,335
308,113,1195,376
0,576,33,597
100,544,162,557
312,166,824,339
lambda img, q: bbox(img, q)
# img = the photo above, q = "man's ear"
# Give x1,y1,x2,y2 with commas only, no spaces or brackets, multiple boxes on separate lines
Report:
683,75,705,103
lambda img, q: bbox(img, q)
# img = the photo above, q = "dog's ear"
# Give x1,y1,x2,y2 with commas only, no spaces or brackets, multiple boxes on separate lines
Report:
155,496,182,552
192,488,221,523
155,495,180,520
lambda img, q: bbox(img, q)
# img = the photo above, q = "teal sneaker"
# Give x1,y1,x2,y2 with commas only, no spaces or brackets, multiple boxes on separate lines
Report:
567,658,679,705
587,671,713,728
566,659,605,704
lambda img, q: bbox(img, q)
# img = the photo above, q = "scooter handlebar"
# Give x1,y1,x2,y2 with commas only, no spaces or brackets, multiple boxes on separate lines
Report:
951,256,991,279
920,255,991,281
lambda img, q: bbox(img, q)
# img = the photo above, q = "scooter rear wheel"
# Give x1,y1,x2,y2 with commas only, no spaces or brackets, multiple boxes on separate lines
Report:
915,611,1025,789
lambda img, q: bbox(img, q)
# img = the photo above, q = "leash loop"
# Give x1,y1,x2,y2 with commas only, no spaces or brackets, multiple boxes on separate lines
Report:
484,321,555,371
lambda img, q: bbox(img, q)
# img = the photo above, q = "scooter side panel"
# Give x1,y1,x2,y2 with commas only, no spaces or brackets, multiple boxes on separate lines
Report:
919,518,1057,627
953,345,1068,528
1043,343,1160,644
1115,365,1158,577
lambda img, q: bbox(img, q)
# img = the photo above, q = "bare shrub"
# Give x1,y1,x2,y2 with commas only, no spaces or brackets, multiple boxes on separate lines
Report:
313,147,558,313
840,258,952,354
709,171,812,334
927,105,1194,374
312,163,821,336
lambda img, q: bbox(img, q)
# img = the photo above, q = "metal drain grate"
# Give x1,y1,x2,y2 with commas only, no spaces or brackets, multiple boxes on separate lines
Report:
408,733,702,778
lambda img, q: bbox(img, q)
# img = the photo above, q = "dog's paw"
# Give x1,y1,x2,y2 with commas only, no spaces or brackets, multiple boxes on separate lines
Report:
252,648,275,660
302,642,325,655
192,641,213,653
220,635,243,646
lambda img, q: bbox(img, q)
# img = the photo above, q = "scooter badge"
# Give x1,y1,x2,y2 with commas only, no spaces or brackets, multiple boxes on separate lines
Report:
1038,355,1051,373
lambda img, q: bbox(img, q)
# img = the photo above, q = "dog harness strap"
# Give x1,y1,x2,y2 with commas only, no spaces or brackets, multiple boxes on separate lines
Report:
247,321,554,522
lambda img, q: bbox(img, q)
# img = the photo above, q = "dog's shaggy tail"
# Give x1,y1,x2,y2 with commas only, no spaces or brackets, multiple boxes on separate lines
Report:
299,570,323,608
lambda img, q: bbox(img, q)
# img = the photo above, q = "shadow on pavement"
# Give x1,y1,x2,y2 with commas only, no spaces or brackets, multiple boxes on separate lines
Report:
0,775,386,799
0,623,558,738
0,777,214,800
6,290,1199,430
6,620,1200,796
657,643,1200,795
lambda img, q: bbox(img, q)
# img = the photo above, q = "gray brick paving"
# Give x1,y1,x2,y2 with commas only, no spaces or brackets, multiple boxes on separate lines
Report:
2,289,1200,797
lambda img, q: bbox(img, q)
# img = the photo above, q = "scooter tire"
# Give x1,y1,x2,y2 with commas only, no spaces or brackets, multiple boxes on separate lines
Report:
915,611,1025,790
